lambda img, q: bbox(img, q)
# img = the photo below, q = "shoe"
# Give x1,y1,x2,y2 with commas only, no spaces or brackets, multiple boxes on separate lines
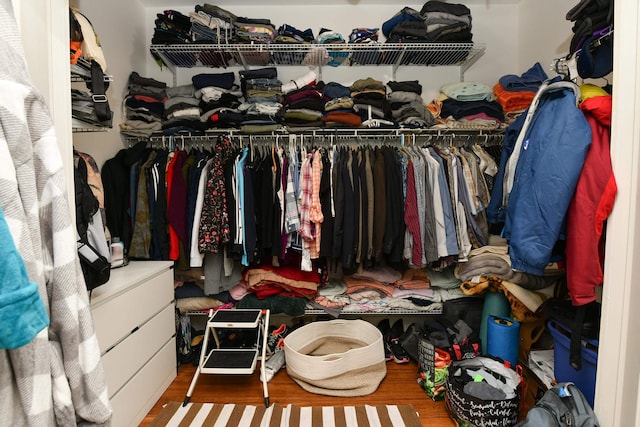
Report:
260,349,286,382
389,319,410,364
389,341,410,364
267,323,288,354
389,318,404,340
377,319,394,362
398,322,420,362
377,318,390,334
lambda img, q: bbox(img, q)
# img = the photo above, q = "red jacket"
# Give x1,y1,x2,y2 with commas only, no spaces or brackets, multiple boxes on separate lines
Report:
565,95,616,305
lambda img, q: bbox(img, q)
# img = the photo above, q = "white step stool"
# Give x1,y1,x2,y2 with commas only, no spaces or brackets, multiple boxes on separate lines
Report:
183,308,271,407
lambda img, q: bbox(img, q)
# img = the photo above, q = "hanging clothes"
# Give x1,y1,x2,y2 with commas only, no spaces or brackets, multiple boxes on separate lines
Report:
150,148,170,260
319,149,335,258
565,95,616,306
423,147,448,259
487,81,592,275
129,149,157,259
298,151,316,271
102,140,148,252
372,148,387,262
199,135,233,254
382,147,406,265
185,150,211,262
190,157,214,268
103,135,499,281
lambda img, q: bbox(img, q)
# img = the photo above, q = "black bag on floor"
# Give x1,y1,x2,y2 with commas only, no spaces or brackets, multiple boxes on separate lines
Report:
516,382,599,426
445,356,522,427
421,316,482,362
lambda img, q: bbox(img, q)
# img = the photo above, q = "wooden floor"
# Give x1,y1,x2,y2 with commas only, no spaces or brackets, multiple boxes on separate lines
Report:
141,359,455,426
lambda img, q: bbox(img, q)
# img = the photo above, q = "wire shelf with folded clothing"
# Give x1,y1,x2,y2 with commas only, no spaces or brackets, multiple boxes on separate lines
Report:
149,42,485,81
71,56,114,132
71,89,113,132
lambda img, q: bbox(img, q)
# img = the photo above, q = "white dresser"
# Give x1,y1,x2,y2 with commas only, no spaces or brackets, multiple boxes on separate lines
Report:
90,260,176,427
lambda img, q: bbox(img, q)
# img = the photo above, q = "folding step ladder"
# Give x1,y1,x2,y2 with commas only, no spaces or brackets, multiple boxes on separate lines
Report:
183,308,271,407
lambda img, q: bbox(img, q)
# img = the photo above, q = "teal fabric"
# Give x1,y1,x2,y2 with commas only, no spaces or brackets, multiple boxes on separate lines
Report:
441,81,496,102
0,207,49,349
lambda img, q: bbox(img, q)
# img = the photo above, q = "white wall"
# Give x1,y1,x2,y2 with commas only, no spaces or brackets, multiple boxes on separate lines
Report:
141,2,521,103
518,0,575,74
71,0,148,170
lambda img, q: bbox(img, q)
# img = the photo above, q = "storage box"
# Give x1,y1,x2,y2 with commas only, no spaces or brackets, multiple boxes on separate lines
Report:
548,320,598,406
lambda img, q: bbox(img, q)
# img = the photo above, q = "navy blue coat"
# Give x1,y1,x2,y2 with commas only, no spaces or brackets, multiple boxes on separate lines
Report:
487,85,591,275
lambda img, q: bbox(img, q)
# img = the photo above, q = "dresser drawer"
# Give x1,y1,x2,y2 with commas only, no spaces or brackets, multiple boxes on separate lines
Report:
109,338,177,427
92,264,173,354
101,302,175,398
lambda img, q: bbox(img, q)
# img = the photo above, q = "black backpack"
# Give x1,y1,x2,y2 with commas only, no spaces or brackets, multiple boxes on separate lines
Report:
517,382,599,426
74,152,110,292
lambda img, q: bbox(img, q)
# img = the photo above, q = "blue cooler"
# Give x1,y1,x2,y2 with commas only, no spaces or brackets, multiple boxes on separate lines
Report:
548,320,599,406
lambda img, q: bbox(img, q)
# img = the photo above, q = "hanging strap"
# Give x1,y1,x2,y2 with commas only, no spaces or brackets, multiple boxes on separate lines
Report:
90,60,112,125
569,304,587,370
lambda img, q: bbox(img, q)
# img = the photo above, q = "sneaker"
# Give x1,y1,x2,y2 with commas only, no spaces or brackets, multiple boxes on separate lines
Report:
398,322,420,362
376,319,394,362
267,323,288,354
389,319,410,364
260,349,286,382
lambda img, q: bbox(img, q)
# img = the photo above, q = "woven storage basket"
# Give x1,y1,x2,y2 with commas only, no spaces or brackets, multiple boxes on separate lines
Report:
283,319,386,397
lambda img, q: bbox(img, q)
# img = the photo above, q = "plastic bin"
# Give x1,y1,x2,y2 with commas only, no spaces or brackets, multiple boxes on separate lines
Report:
548,320,598,406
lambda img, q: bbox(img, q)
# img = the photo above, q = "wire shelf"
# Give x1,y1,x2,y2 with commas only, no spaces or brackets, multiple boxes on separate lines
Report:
150,42,485,70
304,305,443,316
185,304,443,318
72,125,110,133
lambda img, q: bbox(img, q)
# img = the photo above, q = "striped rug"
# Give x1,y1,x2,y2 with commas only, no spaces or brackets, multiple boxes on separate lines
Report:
150,401,423,427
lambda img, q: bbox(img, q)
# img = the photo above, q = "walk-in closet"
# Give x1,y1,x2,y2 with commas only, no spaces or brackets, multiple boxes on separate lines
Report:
5,0,639,426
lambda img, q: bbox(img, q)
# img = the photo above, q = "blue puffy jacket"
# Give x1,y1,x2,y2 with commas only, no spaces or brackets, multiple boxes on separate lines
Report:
487,84,591,275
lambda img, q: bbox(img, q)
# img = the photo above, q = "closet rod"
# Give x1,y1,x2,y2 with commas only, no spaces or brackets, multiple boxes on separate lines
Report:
131,131,504,149
126,128,504,145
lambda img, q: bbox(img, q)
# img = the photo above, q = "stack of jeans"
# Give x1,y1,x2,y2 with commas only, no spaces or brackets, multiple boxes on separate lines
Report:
238,68,284,133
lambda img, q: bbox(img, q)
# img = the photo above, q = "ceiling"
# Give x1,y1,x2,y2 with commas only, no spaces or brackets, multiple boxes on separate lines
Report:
137,0,521,7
